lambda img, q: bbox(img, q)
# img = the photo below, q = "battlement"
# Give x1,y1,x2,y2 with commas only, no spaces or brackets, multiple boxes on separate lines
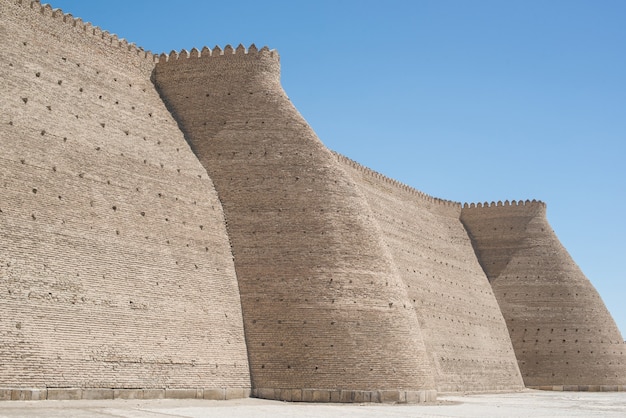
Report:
333,152,460,208
462,199,546,216
14,0,155,61
157,44,279,64
463,199,545,209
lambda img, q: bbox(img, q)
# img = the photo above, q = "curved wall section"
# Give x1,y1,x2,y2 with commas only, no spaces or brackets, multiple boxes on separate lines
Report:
0,0,250,397
460,201,626,389
153,46,437,402
337,155,524,392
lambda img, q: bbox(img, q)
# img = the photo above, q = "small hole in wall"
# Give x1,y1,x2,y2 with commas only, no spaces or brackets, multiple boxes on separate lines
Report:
35,72,40,77
58,80,62,85
79,88,83,92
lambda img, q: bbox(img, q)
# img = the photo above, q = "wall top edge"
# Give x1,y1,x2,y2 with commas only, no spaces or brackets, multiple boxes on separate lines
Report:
22,2,276,64
462,199,547,209
332,151,461,208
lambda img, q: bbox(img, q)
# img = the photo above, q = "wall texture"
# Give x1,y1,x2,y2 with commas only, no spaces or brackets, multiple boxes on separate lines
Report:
460,201,626,390
153,46,437,403
0,0,250,399
1,0,624,403
337,155,524,392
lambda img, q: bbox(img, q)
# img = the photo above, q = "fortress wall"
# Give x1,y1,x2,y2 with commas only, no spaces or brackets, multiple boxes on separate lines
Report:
460,201,626,388
0,0,250,394
153,46,437,402
336,155,524,392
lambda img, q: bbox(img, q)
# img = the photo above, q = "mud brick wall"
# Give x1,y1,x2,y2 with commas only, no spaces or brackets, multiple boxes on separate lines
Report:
0,0,250,392
2,0,625,400
461,201,626,388
337,154,524,392
153,46,437,398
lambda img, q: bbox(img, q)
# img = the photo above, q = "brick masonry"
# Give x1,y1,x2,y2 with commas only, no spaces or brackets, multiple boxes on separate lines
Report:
337,154,525,392
460,201,626,387
1,0,624,402
154,44,437,395
0,0,250,395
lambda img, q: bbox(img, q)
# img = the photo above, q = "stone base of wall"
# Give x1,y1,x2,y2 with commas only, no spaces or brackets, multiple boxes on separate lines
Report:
252,388,437,403
0,387,251,401
529,385,626,392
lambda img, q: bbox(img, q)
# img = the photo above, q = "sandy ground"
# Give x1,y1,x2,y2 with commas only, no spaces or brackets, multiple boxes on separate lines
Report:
1,390,625,417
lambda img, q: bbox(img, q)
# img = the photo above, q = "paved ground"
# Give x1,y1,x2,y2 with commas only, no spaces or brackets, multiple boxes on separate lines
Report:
1,390,625,417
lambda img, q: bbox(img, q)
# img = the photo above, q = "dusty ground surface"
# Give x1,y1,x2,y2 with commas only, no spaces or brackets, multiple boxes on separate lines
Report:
1,390,625,417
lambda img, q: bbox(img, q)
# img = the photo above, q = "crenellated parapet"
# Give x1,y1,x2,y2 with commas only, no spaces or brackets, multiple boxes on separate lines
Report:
13,0,155,61
461,199,546,219
462,199,545,210
157,44,279,63
333,152,460,208
153,43,281,107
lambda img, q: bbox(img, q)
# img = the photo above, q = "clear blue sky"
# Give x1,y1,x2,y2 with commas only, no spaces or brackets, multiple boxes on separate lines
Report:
47,1,626,338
